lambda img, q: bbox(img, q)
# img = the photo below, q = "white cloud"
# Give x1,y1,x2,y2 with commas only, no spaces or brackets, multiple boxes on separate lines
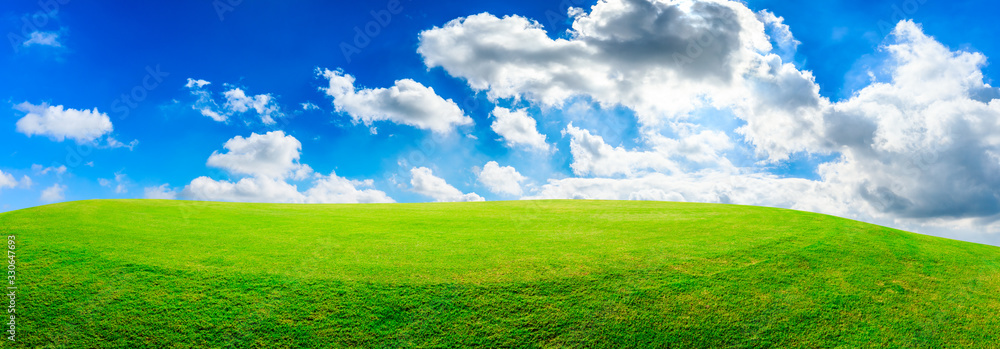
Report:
99,172,129,194
526,172,854,217
417,0,825,162
206,131,311,179
18,175,32,189
22,31,61,48
417,2,782,120
199,108,227,122
410,167,484,202
223,88,283,125
185,79,210,88
734,54,828,162
301,102,321,111
416,1,823,176
40,184,66,203
186,79,227,122
33,164,67,175
563,123,679,177
757,10,800,61
0,171,17,190
185,79,284,124
810,21,1000,220
477,161,527,196
319,69,473,134
105,137,139,150
15,102,113,143
303,172,396,204
490,107,550,151
182,132,393,204
182,172,395,204
182,176,305,203
144,184,178,200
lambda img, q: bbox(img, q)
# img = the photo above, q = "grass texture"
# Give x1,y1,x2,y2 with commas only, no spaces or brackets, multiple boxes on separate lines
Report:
2,199,999,348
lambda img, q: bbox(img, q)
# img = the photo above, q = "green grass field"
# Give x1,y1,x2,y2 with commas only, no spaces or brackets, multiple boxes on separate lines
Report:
2,199,999,348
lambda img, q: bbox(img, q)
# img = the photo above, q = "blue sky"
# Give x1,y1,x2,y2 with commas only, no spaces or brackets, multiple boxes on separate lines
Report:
2,0,1000,244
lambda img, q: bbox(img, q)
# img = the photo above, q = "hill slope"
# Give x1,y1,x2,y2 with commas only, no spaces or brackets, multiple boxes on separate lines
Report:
2,199,999,348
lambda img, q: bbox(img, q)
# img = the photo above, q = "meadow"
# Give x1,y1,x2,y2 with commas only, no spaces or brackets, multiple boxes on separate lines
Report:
2,199,998,348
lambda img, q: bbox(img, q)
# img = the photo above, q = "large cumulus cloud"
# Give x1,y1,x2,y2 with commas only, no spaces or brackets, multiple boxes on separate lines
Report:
417,0,826,151
418,0,1000,238
14,102,114,143
816,21,1000,220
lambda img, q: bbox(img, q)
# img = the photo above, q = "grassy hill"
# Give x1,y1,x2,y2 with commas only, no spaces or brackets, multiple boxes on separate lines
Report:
2,199,999,348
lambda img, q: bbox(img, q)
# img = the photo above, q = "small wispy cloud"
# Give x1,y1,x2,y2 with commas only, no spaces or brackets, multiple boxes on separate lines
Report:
22,31,62,48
